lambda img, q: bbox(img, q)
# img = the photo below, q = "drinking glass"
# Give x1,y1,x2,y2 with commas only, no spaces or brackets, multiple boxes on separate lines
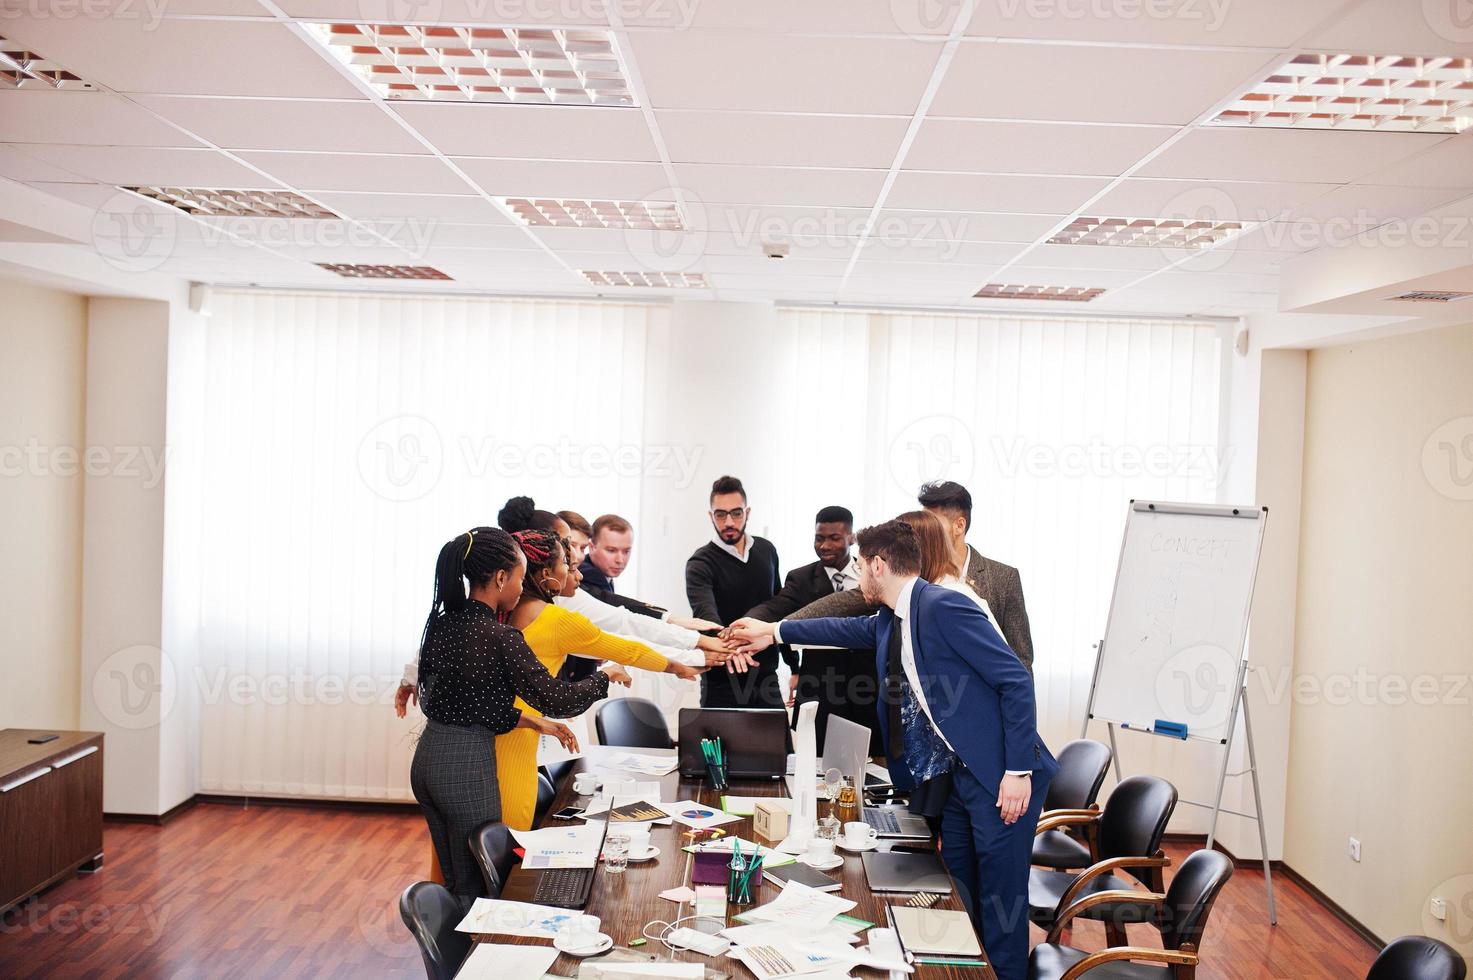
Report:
604,833,630,874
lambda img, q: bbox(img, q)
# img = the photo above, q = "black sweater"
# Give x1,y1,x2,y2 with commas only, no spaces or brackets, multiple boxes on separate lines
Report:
685,537,783,708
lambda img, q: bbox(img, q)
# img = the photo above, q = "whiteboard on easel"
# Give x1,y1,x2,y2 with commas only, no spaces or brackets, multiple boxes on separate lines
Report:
1089,501,1267,743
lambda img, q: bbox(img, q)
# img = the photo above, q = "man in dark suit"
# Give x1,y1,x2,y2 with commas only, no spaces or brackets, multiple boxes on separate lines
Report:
743,505,880,755
685,475,784,708
919,480,1035,671
728,519,1056,980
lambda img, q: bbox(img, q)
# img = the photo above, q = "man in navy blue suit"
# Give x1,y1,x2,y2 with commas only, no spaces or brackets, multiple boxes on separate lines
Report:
728,518,1056,980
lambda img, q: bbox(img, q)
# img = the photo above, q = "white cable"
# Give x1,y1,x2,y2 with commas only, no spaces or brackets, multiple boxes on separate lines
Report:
640,914,727,953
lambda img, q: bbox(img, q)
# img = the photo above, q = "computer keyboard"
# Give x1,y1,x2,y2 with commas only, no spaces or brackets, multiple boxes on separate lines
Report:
863,809,902,834
531,867,594,908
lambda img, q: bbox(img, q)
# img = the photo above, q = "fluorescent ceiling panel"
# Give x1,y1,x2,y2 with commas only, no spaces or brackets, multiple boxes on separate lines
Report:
307,24,634,106
580,270,707,288
974,283,1107,302
1047,216,1249,249
127,186,339,219
316,263,452,279
1212,54,1473,133
0,36,96,90
502,198,683,230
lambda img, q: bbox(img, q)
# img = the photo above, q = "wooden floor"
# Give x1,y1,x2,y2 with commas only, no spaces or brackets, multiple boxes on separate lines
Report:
0,802,1378,979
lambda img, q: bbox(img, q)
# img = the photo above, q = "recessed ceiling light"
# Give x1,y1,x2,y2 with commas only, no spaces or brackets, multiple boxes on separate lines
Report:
581,271,707,288
126,187,340,219
1212,54,1473,133
1388,289,1473,302
502,198,683,231
1048,216,1248,249
0,36,96,90
317,263,453,280
974,284,1106,302
307,24,634,106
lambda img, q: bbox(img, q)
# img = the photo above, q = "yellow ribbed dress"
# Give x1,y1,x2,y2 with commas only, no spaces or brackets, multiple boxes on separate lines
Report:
495,605,670,831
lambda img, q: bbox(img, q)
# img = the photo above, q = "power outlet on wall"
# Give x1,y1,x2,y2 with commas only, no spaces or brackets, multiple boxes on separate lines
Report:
1348,837,1361,862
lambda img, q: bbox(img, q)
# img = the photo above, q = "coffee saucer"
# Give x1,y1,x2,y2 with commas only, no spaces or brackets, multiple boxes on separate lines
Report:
799,854,844,871
837,839,878,853
554,932,613,957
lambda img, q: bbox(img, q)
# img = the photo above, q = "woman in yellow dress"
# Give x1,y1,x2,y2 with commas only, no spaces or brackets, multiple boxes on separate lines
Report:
498,528,703,830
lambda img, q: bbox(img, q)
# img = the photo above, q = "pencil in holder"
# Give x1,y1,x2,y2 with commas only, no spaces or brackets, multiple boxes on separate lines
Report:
726,854,762,905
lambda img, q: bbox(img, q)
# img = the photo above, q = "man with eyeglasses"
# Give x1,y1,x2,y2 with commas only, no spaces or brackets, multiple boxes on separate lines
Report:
684,474,785,708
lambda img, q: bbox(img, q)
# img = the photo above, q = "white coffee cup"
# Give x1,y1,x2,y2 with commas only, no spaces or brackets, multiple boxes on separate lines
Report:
573,772,600,795
843,821,878,847
560,913,602,950
624,824,652,854
806,837,836,863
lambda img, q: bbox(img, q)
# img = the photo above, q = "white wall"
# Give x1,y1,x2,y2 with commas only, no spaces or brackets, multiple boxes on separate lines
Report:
0,278,87,730
1285,322,1473,954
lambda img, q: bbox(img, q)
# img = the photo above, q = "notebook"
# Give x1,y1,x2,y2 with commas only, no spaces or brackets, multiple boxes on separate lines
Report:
761,862,842,893
889,906,982,957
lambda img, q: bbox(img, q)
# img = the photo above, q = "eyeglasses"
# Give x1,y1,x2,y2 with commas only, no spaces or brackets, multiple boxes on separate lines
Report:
711,508,747,522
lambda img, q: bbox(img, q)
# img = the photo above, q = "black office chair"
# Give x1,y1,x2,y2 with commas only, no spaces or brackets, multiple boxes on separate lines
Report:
595,697,674,749
1027,848,1233,980
469,820,517,898
544,758,576,789
1367,937,1468,980
399,881,471,980
533,771,558,826
1032,739,1113,871
1029,774,1179,947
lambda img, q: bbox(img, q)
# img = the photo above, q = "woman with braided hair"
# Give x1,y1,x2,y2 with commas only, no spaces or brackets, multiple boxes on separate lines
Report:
496,527,704,831
409,526,623,903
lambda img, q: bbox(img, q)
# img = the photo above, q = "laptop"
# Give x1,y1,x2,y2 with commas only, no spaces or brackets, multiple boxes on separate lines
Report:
527,822,608,909
809,716,932,840
677,708,789,779
861,850,954,894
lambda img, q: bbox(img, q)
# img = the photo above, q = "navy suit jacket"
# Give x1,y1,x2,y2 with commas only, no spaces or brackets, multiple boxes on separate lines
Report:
777,580,1057,797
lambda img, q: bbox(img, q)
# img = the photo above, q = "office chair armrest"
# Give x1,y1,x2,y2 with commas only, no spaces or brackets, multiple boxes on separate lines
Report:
1058,945,1198,980
1040,806,1100,820
1056,854,1171,912
1046,890,1165,942
1035,810,1102,835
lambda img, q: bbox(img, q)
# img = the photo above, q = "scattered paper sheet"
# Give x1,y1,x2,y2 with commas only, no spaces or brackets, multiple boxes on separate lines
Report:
658,800,742,831
720,796,792,816
721,922,860,948
742,881,857,930
602,752,680,776
732,940,849,980
684,836,796,869
509,823,604,869
579,962,704,979
658,886,697,903
455,898,585,937
455,942,560,980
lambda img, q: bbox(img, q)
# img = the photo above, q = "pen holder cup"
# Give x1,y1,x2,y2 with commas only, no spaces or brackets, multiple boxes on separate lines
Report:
726,856,762,906
706,762,729,791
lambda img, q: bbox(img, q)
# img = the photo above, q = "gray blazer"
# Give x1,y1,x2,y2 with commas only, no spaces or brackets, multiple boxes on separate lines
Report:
784,546,1035,673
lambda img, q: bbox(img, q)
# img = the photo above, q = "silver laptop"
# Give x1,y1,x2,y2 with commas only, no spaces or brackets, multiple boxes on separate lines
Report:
790,716,932,840
861,850,953,893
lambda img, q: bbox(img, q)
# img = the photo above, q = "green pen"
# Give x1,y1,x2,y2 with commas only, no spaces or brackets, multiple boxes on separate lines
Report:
915,959,988,968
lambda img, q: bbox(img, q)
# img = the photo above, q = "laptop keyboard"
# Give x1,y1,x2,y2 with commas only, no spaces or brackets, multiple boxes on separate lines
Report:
863,809,902,834
531,867,593,907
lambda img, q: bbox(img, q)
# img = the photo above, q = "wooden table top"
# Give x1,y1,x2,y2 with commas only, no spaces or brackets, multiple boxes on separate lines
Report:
479,746,995,980
0,729,102,783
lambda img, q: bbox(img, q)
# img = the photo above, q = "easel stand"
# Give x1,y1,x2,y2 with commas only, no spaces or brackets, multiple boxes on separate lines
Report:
1083,652,1278,924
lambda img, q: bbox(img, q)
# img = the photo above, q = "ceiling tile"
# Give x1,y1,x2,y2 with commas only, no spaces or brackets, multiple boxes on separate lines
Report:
965,0,1349,47
24,181,127,208
311,192,513,224
136,97,428,154
1023,242,1185,271
12,144,278,187
1090,177,1333,223
0,18,365,99
932,44,1275,124
392,104,659,161
986,265,1144,287
239,152,465,193
630,33,942,114
676,164,886,208
1286,184,1469,224
625,0,957,34
905,119,1173,176
386,223,541,250
1303,0,1473,57
1137,128,1447,184
1356,132,1473,189
885,172,1110,213
453,158,673,200
0,92,203,147
877,209,1063,243
0,147,87,183
658,111,911,168
275,0,609,24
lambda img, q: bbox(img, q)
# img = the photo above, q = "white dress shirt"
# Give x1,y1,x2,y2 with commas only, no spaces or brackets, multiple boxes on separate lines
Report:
826,554,860,593
712,532,752,563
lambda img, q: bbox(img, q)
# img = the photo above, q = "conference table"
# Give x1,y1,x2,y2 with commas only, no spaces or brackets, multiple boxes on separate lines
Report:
481,745,996,980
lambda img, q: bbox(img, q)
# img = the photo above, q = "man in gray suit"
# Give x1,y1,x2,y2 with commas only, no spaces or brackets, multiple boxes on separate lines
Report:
918,481,1034,672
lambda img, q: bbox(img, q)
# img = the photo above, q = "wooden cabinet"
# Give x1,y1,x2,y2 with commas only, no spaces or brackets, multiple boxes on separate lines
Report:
0,729,104,913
